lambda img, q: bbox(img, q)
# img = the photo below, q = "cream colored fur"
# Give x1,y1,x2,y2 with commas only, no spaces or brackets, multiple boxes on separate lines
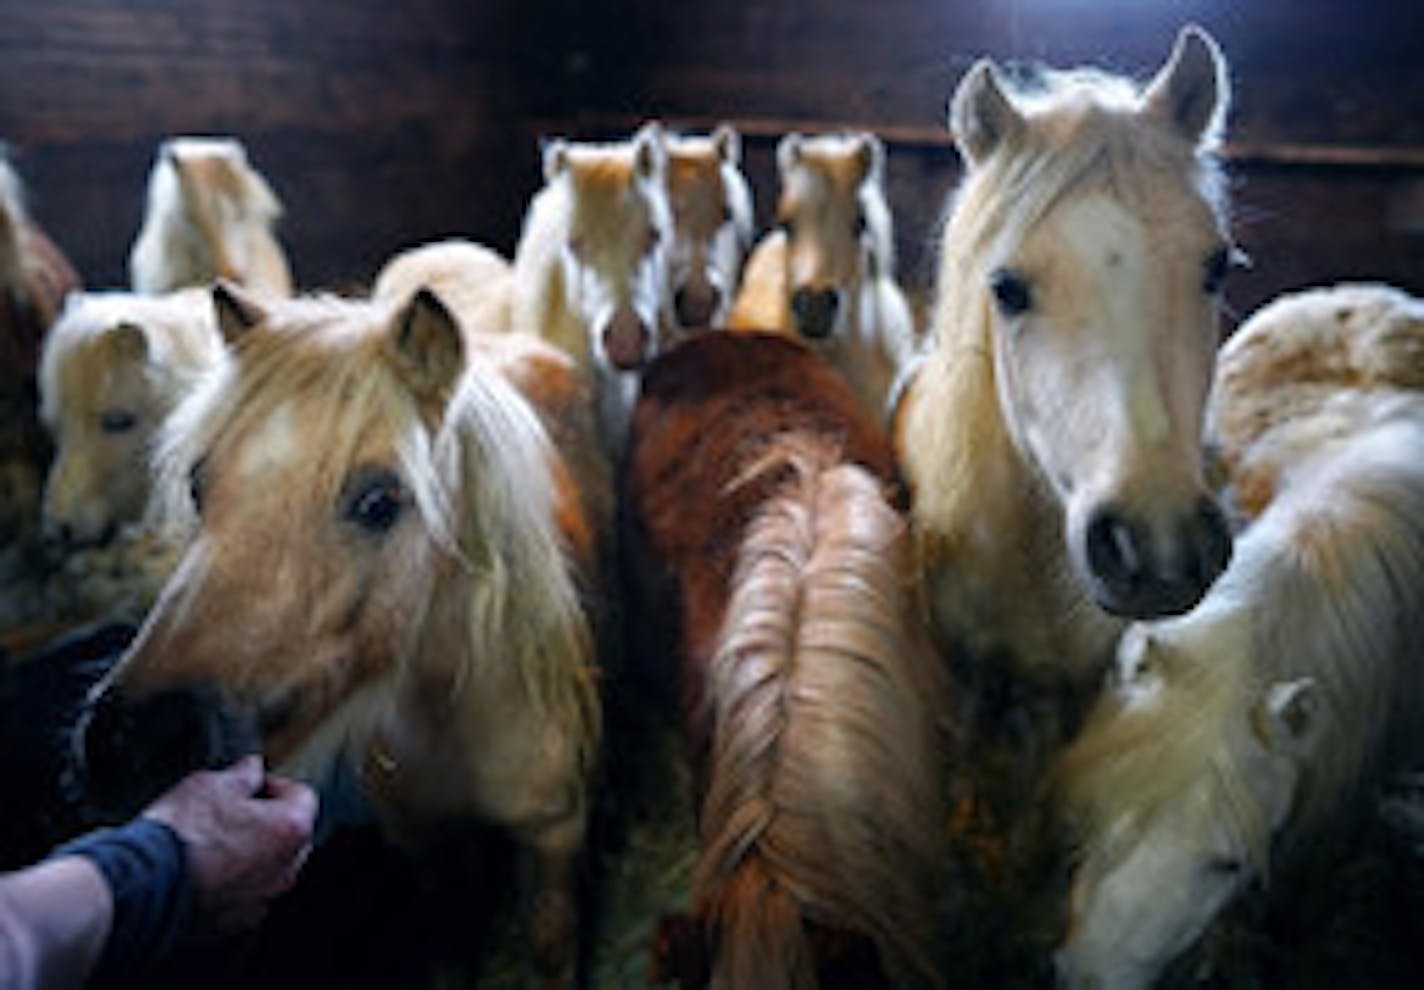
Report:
372,238,513,335
129,137,293,296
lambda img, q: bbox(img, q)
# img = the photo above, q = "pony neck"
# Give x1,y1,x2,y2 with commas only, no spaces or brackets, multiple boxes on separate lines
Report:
902,285,1119,682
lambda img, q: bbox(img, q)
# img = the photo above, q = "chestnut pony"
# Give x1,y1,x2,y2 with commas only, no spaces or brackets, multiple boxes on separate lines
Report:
624,332,947,988
0,153,80,544
78,284,605,984
896,27,1236,689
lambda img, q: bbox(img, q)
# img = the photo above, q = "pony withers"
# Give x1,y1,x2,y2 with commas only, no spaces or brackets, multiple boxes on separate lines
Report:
511,122,675,452
623,332,948,989
0,152,80,544
664,124,754,330
129,137,294,297
75,284,605,983
896,26,1237,688
728,131,918,417
1056,393,1424,989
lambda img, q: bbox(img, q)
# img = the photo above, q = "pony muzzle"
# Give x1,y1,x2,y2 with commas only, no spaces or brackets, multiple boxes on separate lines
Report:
1078,495,1232,619
790,286,841,340
674,279,721,329
75,680,260,818
602,307,653,370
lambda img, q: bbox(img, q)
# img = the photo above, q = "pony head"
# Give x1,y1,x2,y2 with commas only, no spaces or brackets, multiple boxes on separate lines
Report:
74,284,479,808
544,122,673,370
665,124,753,329
940,25,1235,618
1056,622,1318,988
130,137,292,296
39,290,220,546
774,131,894,342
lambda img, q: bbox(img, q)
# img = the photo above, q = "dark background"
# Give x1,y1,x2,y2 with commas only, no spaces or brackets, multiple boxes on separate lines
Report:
1,0,1421,325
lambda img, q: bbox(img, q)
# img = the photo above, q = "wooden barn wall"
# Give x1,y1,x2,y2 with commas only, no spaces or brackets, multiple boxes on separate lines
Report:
1,0,1422,325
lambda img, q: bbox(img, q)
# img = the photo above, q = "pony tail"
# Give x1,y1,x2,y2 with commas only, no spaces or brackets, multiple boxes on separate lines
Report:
694,437,946,988
706,861,816,990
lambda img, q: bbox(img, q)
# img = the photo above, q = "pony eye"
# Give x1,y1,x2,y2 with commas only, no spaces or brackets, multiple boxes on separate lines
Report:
722,202,735,224
100,409,137,434
567,235,585,261
646,226,662,254
1203,247,1234,294
342,468,408,535
1206,855,1245,877
989,267,1033,317
777,216,793,236
853,208,868,238
189,457,209,515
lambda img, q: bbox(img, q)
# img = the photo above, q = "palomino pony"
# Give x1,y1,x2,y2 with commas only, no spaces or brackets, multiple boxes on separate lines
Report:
77,284,605,983
0,153,80,544
39,289,221,547
1056,394,1424,989
728,132,917,417
1207,282,1424,520
372,238,513,336
623,332,947,988
511,122,674,453
895,27,1236,688
129,137,293,297
665,124,753,329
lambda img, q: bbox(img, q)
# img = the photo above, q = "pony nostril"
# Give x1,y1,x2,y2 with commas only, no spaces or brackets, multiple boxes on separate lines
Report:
1190,496,1233,587
791,288,839,339
1085,507,1143,590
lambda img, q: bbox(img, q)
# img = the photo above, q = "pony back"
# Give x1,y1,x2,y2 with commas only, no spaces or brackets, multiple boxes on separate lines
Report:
697,443,945,988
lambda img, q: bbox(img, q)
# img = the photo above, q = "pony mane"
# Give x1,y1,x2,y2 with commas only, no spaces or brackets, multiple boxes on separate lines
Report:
39,289,220,426
695,435,944,987
153,294,599,766
1062,403,1424,872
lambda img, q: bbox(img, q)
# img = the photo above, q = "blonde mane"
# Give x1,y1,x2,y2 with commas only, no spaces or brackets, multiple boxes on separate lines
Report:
153,296,599,763
696,438,945,988
1062,402,1424,873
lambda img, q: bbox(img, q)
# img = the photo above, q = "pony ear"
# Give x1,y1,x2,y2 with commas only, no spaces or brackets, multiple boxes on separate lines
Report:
1256,677,1321,757
107,321,150,364
632,121,667,180
712,123,741,165
776,132,805,174
1141,24,1229,148
950,59,1024,166
388,288,465,402
855,132,885,183
211,280,268,345
542,138,570,183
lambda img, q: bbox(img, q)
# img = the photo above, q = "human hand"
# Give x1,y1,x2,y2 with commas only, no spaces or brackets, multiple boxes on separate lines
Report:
142,754,317,930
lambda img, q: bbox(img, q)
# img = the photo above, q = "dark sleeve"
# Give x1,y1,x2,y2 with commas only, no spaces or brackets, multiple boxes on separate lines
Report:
49,817,192,988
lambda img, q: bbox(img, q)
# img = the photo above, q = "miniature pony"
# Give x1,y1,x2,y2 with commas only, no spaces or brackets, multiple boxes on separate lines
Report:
372,238,513,336
511,122,675,452
1208,282,1424,520
1056,395,1424,989
665,124,753,329
0,153,81,543
129,137,293,297
728,132,917,417
895,27,1236,687
624,332,947,988
39,289,221,546
78,284,605,983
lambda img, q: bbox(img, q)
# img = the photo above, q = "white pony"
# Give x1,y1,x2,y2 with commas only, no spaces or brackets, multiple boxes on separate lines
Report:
372,238,513,336
1057,394,1424,989
730,131,918,417
129,137,293,297
664,124,753,329
895,28,1236,685
1208,282,1424,520
39,289,222,546
510,123,674,452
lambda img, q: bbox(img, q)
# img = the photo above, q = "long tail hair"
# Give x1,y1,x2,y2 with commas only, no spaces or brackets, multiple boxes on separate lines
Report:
694,436,946,988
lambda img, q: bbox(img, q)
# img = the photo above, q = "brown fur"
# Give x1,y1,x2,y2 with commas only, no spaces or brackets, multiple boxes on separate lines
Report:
0,157,81,543
624,332,946,988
